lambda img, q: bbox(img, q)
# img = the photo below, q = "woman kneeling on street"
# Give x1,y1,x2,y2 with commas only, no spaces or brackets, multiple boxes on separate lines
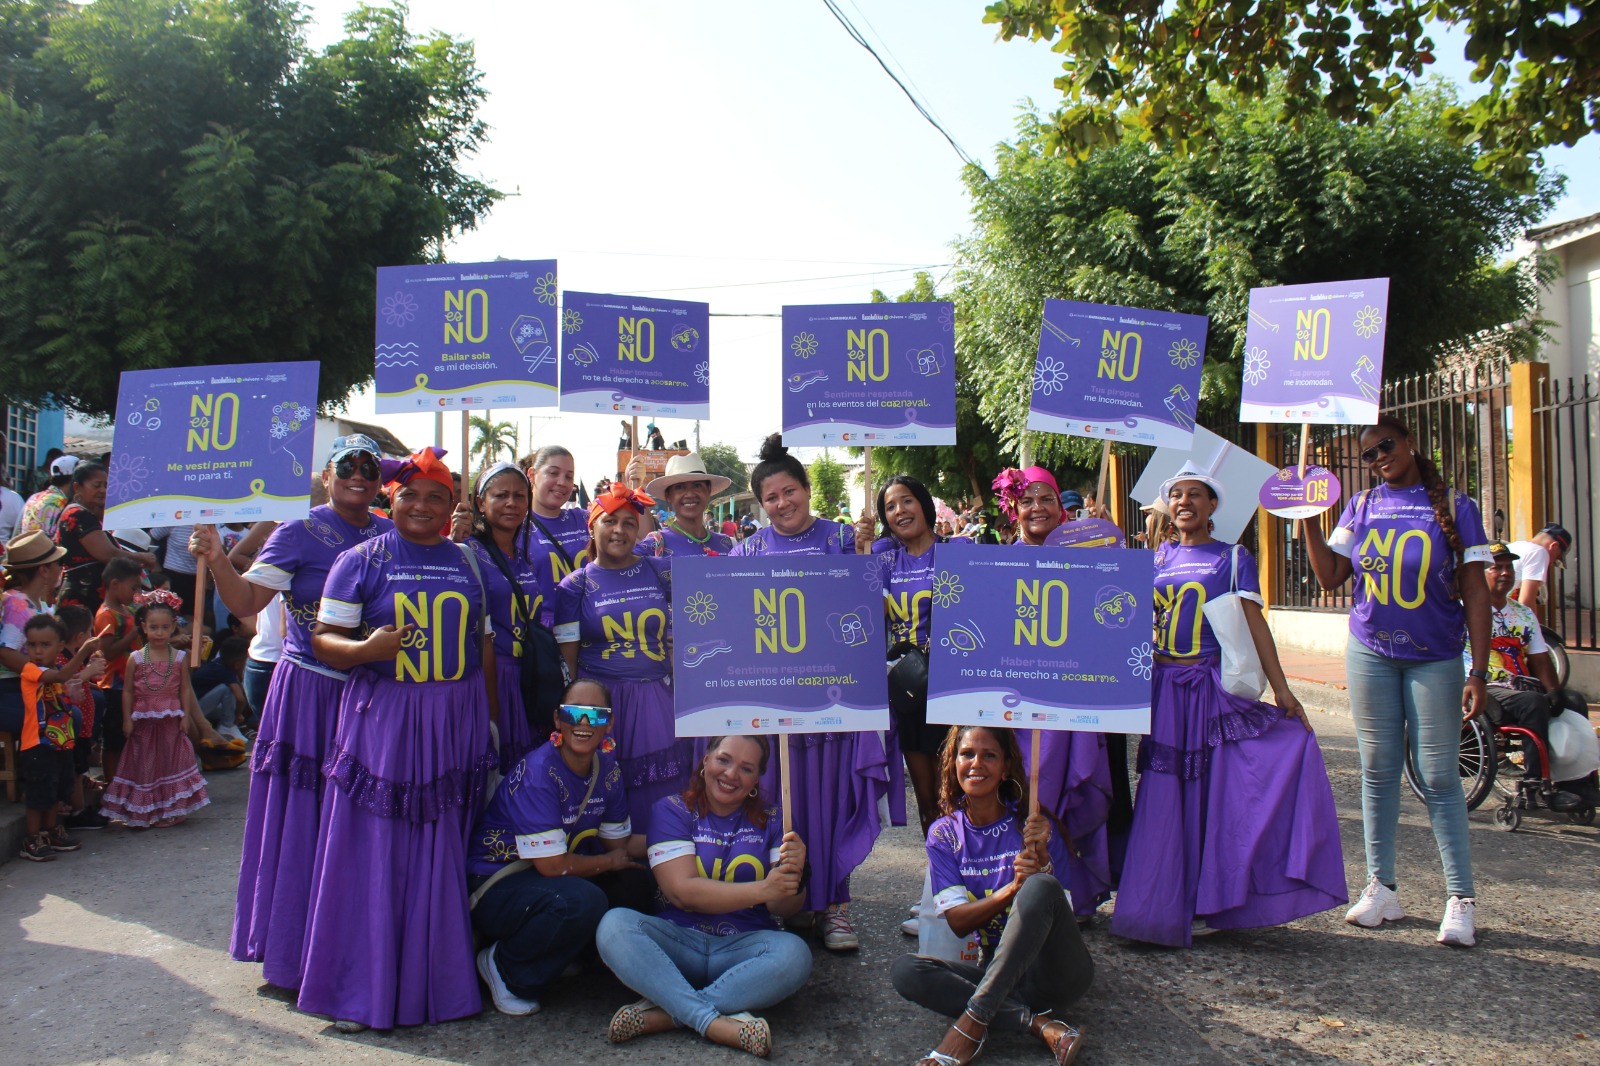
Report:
597,734,812,1058
893,726,1094,1066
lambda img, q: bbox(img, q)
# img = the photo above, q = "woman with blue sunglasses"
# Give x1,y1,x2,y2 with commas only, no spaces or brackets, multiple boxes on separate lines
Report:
467,679,654,1016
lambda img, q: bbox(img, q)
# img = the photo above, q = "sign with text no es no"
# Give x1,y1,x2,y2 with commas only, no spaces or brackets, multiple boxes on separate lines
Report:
104,361,320,526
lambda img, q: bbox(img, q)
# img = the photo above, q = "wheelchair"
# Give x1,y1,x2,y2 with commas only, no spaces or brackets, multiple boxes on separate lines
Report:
1404,706,1598,832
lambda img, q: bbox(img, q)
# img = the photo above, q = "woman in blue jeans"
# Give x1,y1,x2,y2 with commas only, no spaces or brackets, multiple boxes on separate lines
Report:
597,734,811,1058
1303,414,1493,947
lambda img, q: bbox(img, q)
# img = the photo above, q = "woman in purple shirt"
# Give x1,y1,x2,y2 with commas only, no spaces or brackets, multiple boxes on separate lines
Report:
991,466,1114,919
191,434,392,992
1302,414,1493,947
892,725,1093,1066
297,446,497,1031
555,482,688,838
522,445,591,626
638,452,736,559
1111,463,1345,947
729,434,889,953
597,735,811,1058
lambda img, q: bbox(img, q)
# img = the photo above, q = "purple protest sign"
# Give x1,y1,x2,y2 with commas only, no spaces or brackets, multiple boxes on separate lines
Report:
1026,299,1207,447
926,541,1153,734
1259,465,1342,519
1045,518,1126,549
781,302,956,446
558,292,710,418
1238,278,1389,424
671,555,889,737
104,362,320,527
374,259,558,412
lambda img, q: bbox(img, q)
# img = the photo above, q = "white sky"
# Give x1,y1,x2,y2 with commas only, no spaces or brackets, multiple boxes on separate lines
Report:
299,1,1600,487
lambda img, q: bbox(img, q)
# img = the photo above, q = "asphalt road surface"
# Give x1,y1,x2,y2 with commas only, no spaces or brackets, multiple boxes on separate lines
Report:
4,681,1597,1065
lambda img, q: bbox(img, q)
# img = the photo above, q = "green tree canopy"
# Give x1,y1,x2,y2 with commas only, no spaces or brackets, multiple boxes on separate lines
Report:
0,0,499,417
698,441,748,500
955,87,1559,470
983,0,1597,190
807,451,848,516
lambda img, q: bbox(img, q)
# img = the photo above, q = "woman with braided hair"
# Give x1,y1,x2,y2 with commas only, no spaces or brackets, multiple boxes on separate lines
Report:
1302,414,1494,947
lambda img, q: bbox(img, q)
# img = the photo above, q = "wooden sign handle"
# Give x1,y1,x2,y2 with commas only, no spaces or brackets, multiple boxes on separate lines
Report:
1292,423,1311,538
190,525,210,663
1028,728,1041,818
779,732,793,836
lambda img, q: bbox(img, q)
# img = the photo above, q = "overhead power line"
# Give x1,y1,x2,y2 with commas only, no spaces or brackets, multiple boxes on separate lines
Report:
632,264,952,295
819,0,977,169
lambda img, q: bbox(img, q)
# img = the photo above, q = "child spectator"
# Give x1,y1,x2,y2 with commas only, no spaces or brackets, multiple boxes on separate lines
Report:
193,636,251,744
18,614,104,860
54,605,110,828
95,557,145,786
99,590,211,828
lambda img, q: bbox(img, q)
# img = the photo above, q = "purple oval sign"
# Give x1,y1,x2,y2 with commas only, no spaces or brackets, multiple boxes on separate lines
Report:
1259,465,1341,519
1044,517,1126,549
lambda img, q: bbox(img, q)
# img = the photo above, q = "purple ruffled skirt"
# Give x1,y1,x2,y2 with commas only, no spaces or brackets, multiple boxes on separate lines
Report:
1111,660,1347,947
1023,728,1113,917
761,730,891,911
607,676,694,839
296,667,496,1029
230,659,343,988
493,656,537,773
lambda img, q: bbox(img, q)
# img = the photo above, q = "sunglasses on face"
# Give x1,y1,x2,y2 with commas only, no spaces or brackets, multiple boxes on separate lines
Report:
1360,437,1399,465
557,704,612,728
335,454,381,481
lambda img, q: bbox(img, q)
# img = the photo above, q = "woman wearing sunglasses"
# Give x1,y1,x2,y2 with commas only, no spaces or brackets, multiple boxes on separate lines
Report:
990,466,1114,921
190,434,392,994
1301,414,1493,947
467,679,653,1016
298,446,497,1031
554,482,689,838
521,445,591,625
598,734,812,1058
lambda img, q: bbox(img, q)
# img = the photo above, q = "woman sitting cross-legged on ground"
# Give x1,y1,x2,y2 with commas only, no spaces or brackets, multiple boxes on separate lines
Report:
596,734,812,1059
892,725,1094,1066
466,678,655,1017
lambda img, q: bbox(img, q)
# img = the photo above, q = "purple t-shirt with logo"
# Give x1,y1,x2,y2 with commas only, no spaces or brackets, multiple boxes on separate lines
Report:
466,744,631,876
637,523,735,560
647,794,783,935
729,518,856,557
318,531,486,682
553,558,672,682
877,542,937,648
1327,484,1490,660
1151,541,1262,660
927,803,1074,950
470,537,545,660
245,506,392,669
528,508,591,625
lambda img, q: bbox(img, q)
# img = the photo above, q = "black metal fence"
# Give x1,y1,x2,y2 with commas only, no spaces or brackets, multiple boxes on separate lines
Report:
1535,372,1599,651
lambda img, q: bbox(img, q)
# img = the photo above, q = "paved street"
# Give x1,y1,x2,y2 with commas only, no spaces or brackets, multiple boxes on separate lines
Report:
4,680,1598,1065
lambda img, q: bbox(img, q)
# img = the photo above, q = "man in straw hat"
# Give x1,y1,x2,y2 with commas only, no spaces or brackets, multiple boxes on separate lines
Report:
638,452,735,558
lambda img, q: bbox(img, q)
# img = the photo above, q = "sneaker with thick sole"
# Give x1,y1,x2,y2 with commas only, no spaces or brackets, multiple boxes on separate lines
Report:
820,907,860,952
900,916,920,937
1437,896,1477,947
21,833,56,862
47,825,82,852
476,945,540,1016
1345,876,1404,927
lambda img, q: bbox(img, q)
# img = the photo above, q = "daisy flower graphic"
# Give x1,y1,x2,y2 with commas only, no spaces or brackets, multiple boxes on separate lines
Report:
684,592,719,625
107,453,150,499
381,291,417,327
563,308,583,335
1033,355,1069,395
694,361,710,386
533,272,558,306
1353,305,1384,339
1243,346,1272,387
1127,642,1154,681
1168,338,1200,370
790,331,818,360
932,571,965,608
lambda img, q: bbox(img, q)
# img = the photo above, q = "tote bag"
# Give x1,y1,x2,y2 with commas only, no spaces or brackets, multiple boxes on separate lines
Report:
1200,545,1268,701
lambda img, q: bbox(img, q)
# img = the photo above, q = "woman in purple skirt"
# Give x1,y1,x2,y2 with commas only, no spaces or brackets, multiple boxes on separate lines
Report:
521,445,590,626
991,466,1114,919
456,461,550,770
297,446,497,1031
192,434,392,992
729,433,891,953
1110,462,1345,947
554,481,689,840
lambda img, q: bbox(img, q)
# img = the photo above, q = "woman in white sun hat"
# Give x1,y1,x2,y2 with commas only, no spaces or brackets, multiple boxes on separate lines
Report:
638,453,735,559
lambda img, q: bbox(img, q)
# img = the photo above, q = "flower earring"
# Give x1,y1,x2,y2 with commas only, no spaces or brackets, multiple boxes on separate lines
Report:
549,730,563,748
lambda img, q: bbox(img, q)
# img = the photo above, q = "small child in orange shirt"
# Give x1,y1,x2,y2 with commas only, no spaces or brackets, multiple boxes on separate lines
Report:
18,615,104,861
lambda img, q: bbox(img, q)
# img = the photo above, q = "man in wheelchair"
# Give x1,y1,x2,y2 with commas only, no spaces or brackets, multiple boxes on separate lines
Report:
1465,542,1600,812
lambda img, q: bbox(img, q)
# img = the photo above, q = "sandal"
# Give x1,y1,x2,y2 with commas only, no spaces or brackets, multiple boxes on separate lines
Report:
916,1009,986,1066
1030,1012,1084,1066
728,1012,772,1058
608,998,659,1043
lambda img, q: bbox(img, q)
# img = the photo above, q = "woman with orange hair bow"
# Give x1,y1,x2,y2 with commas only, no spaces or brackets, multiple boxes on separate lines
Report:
296,446,498,1032
553,481,688,838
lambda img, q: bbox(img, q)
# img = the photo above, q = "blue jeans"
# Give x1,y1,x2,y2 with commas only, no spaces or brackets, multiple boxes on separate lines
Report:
472,867,625,998
241,658,275,723
1345,636,1474,897
596,909,812,1036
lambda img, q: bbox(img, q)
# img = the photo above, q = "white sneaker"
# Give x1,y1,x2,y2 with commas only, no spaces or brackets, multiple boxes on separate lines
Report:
821,906,860,952
1437,896,1477,947
476,945,541,1015
909,901,921,918
1344,876,1404,927
1191,918,1219,937
901,916,920,937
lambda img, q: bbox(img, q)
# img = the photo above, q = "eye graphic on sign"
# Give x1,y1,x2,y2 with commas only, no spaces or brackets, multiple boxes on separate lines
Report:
942,620,987,656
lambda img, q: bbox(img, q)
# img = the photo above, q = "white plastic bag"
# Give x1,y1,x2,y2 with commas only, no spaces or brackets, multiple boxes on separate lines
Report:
917,867,981,964
1201,545,1268,701
1548,710,1600,782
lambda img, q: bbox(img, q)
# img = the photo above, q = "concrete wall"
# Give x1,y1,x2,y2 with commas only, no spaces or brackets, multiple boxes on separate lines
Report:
1267,608,1352,658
